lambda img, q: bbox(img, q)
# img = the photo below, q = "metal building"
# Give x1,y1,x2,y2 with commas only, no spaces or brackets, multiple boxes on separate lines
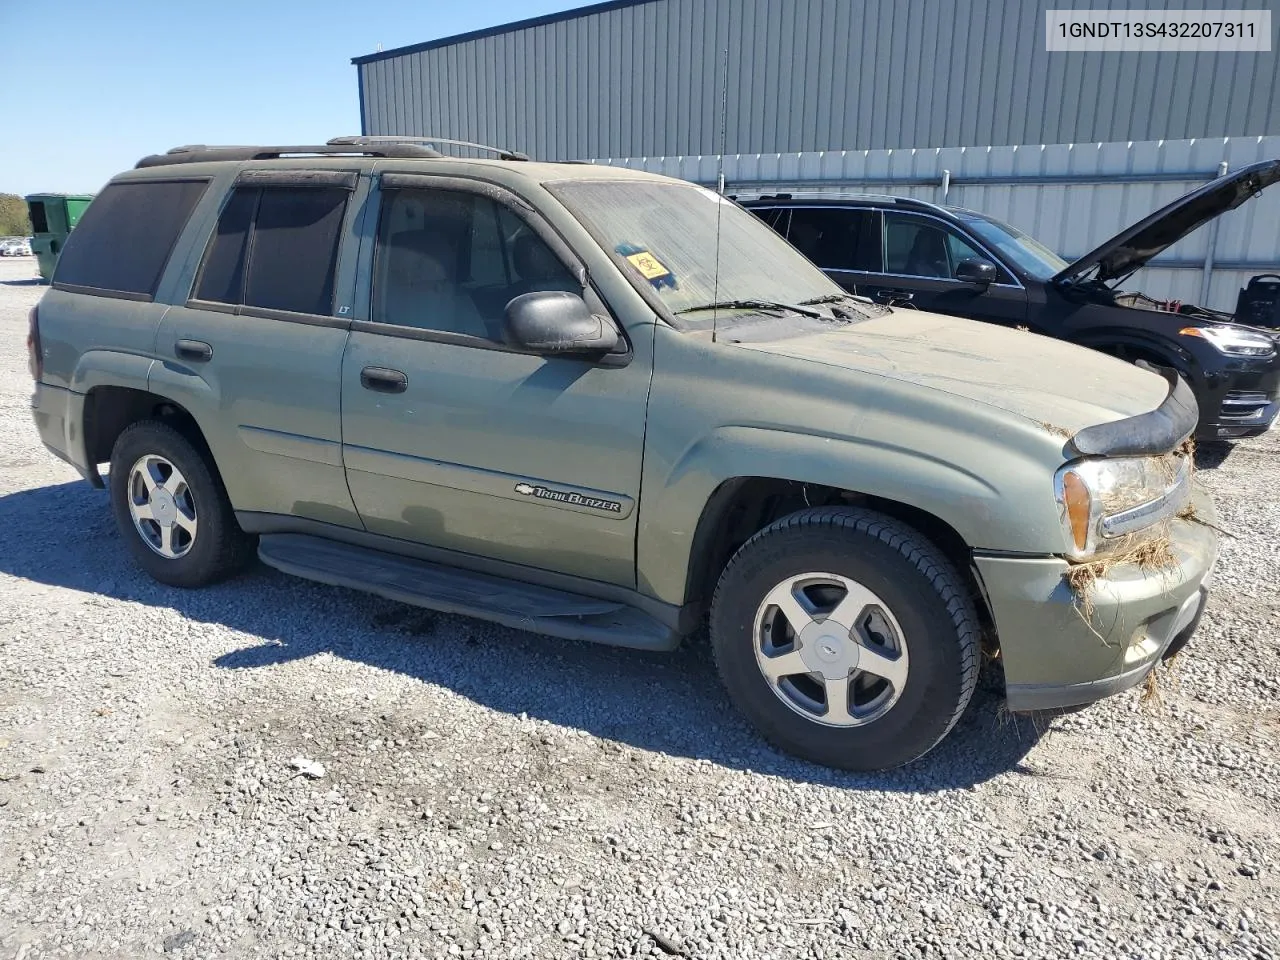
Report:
353,0,1280,161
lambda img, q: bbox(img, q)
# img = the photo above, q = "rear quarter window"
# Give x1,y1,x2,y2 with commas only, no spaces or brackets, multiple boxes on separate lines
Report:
52,180,208,299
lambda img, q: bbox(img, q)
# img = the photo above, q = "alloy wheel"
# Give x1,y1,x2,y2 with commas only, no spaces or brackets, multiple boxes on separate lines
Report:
752,572,909,727
126,454,198,559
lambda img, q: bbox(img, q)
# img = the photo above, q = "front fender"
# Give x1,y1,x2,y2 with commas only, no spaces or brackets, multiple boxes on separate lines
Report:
636,421,1062,607
1071,328,1195,376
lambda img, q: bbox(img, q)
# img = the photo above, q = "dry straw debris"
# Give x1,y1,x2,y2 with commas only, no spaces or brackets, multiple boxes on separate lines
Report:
1064,531,1179,628
1140,670,1164,708
1039,421,1076,440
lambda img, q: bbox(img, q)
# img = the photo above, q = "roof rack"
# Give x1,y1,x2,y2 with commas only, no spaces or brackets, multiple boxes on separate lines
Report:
734,190,953,215
134,142,444,169
327,135,530,162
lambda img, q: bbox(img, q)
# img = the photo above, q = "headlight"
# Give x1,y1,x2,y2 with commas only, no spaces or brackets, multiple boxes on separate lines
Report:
1054,455,1191,560
1180,325,1276,358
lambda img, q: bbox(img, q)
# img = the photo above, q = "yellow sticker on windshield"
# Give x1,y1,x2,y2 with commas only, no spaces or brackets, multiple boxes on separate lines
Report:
625,250,672,280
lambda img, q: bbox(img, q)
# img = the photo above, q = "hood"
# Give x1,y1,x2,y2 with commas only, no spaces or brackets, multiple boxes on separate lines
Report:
1053,158,1280,286
732,310,1171,434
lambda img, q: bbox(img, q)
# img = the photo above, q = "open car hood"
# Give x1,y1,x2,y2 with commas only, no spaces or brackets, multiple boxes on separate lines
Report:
1053,158,1280,286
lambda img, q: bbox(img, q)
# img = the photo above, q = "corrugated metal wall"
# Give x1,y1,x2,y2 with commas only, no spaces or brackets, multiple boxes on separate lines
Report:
356,0,1280,159
596,136,1280,313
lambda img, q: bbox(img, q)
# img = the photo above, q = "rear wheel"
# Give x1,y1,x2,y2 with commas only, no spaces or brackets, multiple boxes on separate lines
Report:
710,507,980,771
108,421,254,587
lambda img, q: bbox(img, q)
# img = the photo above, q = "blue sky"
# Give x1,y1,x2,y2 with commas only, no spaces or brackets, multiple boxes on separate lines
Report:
0,0,586,197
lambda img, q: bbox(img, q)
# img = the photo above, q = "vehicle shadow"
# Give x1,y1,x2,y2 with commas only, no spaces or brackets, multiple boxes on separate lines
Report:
1194,441,1234,471
0,278,44,287
0,479,1046,792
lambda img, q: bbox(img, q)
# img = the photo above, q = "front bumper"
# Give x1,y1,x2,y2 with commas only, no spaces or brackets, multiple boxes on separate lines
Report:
1194,355,1280,439
977,487,1219,712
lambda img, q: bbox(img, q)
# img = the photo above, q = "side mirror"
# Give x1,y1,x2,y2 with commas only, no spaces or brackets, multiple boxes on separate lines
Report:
955,257,999,286
503,291,619,356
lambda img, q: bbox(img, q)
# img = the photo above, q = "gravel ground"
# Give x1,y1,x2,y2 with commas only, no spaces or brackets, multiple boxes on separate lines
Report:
1,254,1277,960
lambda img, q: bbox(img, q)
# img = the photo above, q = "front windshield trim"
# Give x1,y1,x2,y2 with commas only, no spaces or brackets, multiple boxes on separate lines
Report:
545,178,849,332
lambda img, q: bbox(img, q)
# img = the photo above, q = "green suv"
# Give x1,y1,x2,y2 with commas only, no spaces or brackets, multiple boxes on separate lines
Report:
28,139,1218,770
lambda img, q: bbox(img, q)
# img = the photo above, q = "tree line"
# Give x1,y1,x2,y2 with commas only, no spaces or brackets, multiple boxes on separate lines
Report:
0,194,33,236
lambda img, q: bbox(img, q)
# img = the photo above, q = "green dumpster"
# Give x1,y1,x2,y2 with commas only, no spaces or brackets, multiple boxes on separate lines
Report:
25,193,94,282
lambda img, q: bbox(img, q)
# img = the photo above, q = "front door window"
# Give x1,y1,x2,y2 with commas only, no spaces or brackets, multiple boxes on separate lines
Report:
372,187,580,341
883,212,990,281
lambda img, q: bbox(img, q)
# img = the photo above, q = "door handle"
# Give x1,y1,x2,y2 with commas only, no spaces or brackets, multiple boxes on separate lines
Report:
873,289,915,303
360,366,408,394
175,339,213,362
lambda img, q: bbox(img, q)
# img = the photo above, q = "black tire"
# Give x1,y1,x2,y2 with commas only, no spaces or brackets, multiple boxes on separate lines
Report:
709,506,981,771
108,420,255,588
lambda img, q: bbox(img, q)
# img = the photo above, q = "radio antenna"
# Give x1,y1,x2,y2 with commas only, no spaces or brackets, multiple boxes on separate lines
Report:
710,45,729,345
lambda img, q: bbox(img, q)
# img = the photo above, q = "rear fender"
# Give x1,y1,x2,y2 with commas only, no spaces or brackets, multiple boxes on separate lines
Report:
69,349,154,395
65,352,157,485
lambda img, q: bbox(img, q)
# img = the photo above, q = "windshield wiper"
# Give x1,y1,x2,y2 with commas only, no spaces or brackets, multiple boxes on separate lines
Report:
800,292,881,307
674,298,826,319
799,292,884,318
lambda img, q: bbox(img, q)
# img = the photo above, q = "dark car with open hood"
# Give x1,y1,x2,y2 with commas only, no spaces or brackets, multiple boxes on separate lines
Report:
741,159,1280,440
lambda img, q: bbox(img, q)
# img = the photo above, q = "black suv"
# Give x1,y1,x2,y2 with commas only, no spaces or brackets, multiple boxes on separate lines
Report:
741,159,1280,440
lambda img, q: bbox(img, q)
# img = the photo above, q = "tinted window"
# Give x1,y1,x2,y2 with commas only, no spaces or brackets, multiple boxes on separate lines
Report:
884,212,984,280
373,188,578,341
54,180,208,297
468,197,507,286
946,232,983,268
786,208,881,272
245,188,347,315
194,188,256,304
749,207,790,231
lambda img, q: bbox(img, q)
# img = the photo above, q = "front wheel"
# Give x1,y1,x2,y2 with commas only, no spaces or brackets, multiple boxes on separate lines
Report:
710,507,981,771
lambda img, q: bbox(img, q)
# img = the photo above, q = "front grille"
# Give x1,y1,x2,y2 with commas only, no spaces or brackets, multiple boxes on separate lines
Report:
1225,391,1270,405
1220,391,1273,420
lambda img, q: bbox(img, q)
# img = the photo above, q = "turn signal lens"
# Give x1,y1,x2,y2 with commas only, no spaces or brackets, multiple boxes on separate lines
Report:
1061,470,1091,552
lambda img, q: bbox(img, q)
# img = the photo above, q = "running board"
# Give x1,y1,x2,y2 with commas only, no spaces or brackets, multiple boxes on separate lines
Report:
257,533,679,651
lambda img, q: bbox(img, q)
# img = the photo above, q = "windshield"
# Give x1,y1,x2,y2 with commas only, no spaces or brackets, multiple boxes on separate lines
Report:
547,180,846,324
955,211,1070,281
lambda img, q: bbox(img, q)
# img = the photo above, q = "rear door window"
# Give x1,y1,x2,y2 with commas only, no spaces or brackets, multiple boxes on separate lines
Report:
245,188,347,315
192,185,349,316
53,180,209,298
786,207,881,272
